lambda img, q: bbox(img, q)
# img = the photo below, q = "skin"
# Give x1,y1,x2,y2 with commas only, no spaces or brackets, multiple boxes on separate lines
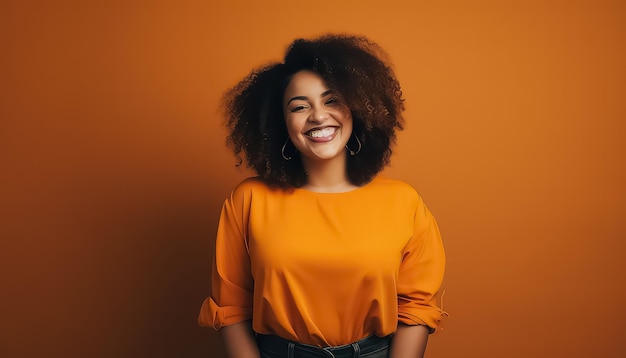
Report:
220,321,259,358
389,324,430,358
219,70,430,357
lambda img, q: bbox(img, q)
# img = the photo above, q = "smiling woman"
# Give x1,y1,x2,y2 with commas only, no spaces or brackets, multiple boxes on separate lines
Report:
198,34,446,358
220,35,405,189
283,70,355,192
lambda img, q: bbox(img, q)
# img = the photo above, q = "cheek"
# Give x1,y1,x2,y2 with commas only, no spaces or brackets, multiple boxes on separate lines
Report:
342,115,354,133
284,117,303,137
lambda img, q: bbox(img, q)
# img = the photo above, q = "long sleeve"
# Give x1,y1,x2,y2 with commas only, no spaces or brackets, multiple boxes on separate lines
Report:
198,186,254,329
396,194,446,332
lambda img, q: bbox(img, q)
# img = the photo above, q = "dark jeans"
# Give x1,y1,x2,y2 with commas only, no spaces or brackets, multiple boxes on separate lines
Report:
257,334,390,358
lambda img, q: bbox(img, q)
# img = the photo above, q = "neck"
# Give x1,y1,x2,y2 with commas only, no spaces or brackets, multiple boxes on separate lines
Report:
301,154,357,193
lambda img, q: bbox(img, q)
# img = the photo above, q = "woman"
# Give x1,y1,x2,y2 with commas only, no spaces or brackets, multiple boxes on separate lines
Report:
199,34,446,358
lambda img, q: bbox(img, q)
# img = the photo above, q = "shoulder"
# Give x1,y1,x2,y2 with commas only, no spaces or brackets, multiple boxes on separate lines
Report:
232,176,268,193
367,177,428,211
228,177,287,203
368,176,420,197
229,177,268,199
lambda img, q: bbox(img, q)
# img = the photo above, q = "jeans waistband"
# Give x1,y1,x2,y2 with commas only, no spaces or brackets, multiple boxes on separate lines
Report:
256,334,391,358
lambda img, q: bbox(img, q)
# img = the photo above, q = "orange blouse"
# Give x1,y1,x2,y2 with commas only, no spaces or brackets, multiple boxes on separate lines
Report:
198,176,445,347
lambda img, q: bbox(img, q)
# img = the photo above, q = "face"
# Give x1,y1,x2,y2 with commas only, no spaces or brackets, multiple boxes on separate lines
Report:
283,70,353,165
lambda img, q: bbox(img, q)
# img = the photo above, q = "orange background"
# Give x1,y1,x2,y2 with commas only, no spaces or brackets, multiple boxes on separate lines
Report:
1,0,624,357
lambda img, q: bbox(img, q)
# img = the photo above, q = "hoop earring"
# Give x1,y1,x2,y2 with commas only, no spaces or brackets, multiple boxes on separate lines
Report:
281,138,293,160
346,134,362,156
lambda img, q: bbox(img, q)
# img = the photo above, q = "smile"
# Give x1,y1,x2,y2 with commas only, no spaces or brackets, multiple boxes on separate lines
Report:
306,127,337,139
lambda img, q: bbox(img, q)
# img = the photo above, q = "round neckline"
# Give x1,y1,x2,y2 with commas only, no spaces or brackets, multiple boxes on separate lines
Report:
293,177,378,195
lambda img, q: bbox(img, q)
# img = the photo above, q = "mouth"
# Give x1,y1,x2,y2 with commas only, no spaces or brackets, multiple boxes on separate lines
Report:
305,126,338,139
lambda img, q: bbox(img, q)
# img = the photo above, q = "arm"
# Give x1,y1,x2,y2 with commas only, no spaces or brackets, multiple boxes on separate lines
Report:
395,193,446,356
197,184,256,352
389,323,430,358
221,320,260,358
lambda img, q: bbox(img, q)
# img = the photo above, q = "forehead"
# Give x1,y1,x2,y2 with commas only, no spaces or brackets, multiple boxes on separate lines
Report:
284,70,329,96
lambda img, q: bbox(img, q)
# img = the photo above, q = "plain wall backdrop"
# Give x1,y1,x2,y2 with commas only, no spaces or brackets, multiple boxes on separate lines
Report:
1,0,624,357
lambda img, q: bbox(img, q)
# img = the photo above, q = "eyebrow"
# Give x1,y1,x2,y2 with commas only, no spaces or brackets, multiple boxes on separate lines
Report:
286,89,333,105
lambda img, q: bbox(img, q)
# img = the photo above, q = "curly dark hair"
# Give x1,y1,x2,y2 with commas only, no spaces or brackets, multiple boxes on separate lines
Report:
222,34,405,188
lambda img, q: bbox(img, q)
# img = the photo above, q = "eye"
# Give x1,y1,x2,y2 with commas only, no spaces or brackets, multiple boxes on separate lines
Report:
325,96,340,105
289,104,308,113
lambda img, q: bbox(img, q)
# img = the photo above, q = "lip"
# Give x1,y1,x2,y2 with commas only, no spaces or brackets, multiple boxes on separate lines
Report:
304,126,339,142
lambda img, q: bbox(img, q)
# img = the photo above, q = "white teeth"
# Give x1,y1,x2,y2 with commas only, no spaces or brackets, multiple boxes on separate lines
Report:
308,127,336,138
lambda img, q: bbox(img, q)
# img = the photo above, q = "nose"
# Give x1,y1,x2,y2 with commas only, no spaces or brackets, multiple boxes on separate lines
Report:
308,106,328,122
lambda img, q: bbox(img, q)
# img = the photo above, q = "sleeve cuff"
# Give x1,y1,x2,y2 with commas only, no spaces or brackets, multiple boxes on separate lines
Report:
198,297,253,330
398,307,448,334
